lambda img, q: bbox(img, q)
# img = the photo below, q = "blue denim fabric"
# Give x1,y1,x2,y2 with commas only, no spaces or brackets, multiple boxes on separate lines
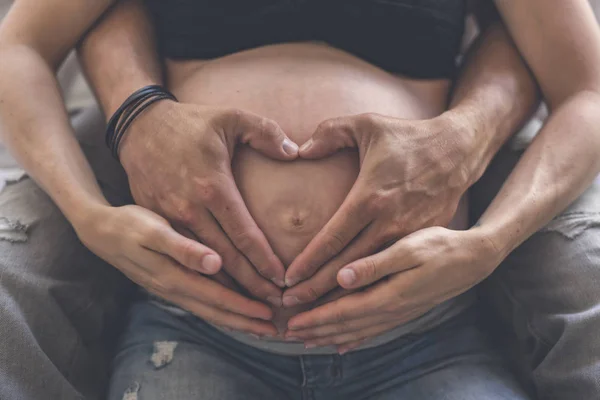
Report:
107,301,531,400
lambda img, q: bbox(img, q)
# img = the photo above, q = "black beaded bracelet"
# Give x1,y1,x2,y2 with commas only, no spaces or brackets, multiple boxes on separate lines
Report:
105,85,178,160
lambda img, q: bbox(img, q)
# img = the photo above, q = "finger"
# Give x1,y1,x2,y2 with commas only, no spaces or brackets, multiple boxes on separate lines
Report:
312,304,434,352
189,210,284,305
287,287,387,331
337,239,420,289
337,340,364,355
143,221,222,275
211,270,242,292
227,109,299,160
285,185,372,286
285,312,390,340
128,248,274,320
290,302,433,341
304,320,399,350
299,116,360,159
283,224,381,307
206,180,287,287
169,292,279,338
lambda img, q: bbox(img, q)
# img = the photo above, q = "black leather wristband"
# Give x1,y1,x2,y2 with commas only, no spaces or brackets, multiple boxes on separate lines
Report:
105,85,178,160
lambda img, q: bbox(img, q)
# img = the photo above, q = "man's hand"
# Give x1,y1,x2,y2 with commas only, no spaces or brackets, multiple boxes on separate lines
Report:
120,100,300,305
283,113,476,306
284,226,501,353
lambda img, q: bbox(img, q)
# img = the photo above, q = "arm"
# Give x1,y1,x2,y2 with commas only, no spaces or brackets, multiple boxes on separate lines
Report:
283,4,600,351
443,20,541,187
479,0,600,255
283,18,539,304
0,0,278,336
0,0,114,220
77,0,306,303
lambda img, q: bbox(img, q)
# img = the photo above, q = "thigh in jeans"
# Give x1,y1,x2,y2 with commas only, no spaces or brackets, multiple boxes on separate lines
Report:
108,301,296,400
472,146,600,400
334,308,532,400
0,107,134,400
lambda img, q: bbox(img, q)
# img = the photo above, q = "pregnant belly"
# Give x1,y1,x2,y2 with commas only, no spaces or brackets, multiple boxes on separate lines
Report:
167,43,464,325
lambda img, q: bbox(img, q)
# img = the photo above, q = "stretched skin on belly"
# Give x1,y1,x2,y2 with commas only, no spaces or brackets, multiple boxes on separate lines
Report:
168,43,465,324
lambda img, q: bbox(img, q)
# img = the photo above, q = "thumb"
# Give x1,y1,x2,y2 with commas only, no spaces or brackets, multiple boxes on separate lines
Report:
229,109,299,160
161,226,223,275
300,116,360,159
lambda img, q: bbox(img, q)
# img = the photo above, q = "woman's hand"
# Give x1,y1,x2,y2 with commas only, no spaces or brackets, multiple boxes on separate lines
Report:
120,101,300,305
73,203,279,337
283,113,478,305
284,226,503,352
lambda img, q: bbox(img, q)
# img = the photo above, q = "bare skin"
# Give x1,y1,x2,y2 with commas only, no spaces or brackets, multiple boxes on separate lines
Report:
2,0,600,349
164,42,468,328
0,0,537,338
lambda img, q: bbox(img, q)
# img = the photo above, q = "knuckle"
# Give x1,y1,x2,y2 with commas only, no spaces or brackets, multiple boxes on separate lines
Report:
258,117,281,138
317,119,339,135
366,190,393,215
194,178,223,205
382,301,398,314
143,223,165,242
323,232,346,258
361,258,379,280
358,112,380,127
242,278,271,300
207,293,227,310
332,309,347,324
222,108,244,128
232,228,261,255
176,239,197,266
149,275,177,295
224,251,247,272
176,206,197,226
306,286,322,302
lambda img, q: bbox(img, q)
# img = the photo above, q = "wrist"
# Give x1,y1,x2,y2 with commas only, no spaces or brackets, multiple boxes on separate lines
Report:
118,98,179,163
61,193,111,230
469,222,516,265
104,78,162,117
430,111,482,187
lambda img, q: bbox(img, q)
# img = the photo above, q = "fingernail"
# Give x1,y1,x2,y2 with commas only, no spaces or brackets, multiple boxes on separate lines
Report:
338,268,357,286
271,277,286,288
201,254,221,274
285,336,300,342
249,334,262,340
300,139,313,152
305,343,317,349
282,139,299,155
282,296,300,308
338,348,349,355
285,276,298,287
267,296,283,307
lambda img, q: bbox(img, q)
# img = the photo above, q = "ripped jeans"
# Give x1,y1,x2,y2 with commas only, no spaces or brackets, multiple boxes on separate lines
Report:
0,107,599,400
106,301,530,400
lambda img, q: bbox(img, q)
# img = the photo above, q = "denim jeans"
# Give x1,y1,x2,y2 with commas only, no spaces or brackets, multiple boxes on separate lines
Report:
0,107,599,400
107,300,530,400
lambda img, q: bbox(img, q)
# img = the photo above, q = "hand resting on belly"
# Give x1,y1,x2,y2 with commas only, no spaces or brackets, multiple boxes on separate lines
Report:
168,43,468,330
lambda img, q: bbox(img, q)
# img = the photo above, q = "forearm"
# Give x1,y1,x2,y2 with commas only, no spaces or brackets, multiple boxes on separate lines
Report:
439,22,540,186
477,90,600,255
78,0,162,117
0,0,114,223
0,47,108,223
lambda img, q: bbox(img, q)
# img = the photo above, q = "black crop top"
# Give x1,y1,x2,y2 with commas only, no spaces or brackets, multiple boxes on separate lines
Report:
144,0,466,79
